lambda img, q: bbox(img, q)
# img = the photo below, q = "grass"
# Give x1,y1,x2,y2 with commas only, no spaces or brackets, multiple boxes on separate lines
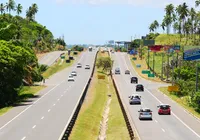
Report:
69,51,129,140
0,86,45,116
159,87,200,119
42,52,79,79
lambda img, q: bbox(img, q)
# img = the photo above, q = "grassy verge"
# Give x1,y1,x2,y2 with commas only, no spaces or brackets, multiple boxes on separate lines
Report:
159,87,200,119
42,52,80,79
69,51,129,140
130,55,162,82
0,86,45,116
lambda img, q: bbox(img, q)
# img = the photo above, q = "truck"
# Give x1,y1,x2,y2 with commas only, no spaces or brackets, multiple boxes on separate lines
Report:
89,47,92,52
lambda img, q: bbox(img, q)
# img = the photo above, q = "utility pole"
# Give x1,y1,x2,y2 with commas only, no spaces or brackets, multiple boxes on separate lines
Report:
161,52,164,80
167,50,169,81
172,51,175,85
153,51,155,75
196,63,199,92
148,46,150,69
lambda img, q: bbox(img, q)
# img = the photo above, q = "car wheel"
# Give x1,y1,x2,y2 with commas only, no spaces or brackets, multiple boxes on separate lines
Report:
169,112,171,115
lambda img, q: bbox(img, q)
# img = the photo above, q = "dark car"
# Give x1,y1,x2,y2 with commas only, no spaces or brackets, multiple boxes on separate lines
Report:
131,77,138,83
125,70,130,75
157,104,171,115
136,84,144,91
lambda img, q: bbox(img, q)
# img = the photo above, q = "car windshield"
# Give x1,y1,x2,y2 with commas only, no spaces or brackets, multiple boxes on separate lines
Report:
141,109,151,112
69,75,73,78
72,71,76,73
137,85,143,87
160,105,170,109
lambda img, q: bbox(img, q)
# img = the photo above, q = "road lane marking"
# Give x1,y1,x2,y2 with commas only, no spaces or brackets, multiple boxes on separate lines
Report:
48,109,51,112
41,116,44,120
57,99,60,101
161,128,165,132
53,104,56,106
155,120,158,123
21,136,26,140
32,125,36,129
61,94,63,97
0,81,65,131
145,88,200,138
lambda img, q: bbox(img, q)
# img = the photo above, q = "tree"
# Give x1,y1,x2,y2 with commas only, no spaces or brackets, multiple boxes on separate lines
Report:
195,0,200,7
0,3,5,15
16,3,22,15
153,20,159,33
96,57,112,73
164,4,175,34
6,0,15,14
31,3,38,20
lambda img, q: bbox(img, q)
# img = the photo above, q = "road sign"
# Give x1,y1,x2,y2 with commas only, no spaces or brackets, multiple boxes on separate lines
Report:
143,40,155,46
168,86,179,92
183,48,200,61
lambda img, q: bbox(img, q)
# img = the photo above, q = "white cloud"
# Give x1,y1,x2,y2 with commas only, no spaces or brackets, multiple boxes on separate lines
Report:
54,0,195,8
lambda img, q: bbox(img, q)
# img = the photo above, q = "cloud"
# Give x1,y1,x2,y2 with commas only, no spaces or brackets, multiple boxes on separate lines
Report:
54,0,195,8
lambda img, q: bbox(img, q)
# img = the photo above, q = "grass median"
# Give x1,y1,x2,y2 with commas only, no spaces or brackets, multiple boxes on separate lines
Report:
69,51,129,140
42,51,80,79
159,87,200,119
0,86,45,116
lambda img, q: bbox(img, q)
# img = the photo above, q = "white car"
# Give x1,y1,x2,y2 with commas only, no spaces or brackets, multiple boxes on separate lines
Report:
129,94,141,104
138,108,153,120
71,71,77,76
68,75,74,81
85,65,90,69
77,63,82,68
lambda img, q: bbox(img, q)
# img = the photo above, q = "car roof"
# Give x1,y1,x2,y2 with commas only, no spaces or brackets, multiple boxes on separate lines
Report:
160,104,170,106
137,84,143,86
140,108,151,111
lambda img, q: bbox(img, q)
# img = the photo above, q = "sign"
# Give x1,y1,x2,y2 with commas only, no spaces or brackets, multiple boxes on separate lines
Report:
183,48,200,61
168,86,179,92
143,40,155,46
98,75,105,79
173,45,180,50
129,50,137,55
149,45,162,52
142,36,146,40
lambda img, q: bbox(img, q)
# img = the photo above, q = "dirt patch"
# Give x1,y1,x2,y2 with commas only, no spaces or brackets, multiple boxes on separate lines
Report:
36,53,47,59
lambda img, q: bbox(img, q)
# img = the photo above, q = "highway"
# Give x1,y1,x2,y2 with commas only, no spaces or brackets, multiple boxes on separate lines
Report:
38,51,66,66
0,49,97,140
111,52,200,140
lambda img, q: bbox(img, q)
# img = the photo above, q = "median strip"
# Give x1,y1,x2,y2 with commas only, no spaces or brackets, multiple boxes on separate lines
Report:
69,50,129,140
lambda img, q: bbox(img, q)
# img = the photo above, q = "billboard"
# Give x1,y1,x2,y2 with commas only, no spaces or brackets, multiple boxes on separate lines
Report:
183,48,200,61
143,40,155,46
149,45,162,52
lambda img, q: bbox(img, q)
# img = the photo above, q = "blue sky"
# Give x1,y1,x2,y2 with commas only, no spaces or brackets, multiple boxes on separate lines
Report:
2,0,195,44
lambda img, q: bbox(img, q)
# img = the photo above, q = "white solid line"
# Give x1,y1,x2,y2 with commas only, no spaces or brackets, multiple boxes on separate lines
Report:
122,54,200,138
32,125,36,129
48,109,51,112
0,80,64,131
145,88,200,138
155,120,158,123
41,116,44,120
161,128,165,132
21,136,26,140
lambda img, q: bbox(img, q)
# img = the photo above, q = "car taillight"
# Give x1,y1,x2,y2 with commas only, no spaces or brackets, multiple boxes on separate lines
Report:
150,112,152,115
140,113,143,115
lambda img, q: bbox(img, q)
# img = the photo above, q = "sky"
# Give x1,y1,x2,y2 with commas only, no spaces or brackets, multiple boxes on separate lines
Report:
1,0,196,44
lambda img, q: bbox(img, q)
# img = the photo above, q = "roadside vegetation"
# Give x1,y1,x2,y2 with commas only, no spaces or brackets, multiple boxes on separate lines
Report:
128,1,200,117
0,0,67,109
69,50,129,140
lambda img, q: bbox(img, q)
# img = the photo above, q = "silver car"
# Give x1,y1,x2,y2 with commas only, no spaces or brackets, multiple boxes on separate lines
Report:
115,68,120,74
77,63,82,68
71,71,77,76
138,108,153,120
129,94,141,105
85,65,90,69
68,75,74,81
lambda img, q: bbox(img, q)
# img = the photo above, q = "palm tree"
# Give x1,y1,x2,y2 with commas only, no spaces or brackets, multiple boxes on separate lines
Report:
195,0,200,7
173,22,179,34
153,20,159,33
189,8,196,40
149,23,155,33
16,3,22,15
26,6,33,22
0,3,5,15
161,21,165,33
6,0,15,14
164,4,175,34
180,3,189,36
31,3,38,20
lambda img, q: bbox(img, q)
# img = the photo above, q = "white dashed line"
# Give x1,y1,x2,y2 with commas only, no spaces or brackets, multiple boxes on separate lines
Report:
48,109,51,112
41,116,44,120
161,128,165,132
155,120,158,123
32,125,36,129
53,104,56,106
61,95,63,97
21,136,26,140
57,99,60,101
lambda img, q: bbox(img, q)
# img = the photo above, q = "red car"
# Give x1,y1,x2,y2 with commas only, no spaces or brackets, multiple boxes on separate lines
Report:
157,104,171,115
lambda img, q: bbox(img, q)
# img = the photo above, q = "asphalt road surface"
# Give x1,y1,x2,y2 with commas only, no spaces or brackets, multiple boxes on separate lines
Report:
111,52,200,140
38,51,66,66
0,50,97,140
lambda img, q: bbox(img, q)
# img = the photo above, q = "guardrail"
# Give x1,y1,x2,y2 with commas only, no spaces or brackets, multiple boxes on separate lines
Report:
60,50,98,140
108,51,135,139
